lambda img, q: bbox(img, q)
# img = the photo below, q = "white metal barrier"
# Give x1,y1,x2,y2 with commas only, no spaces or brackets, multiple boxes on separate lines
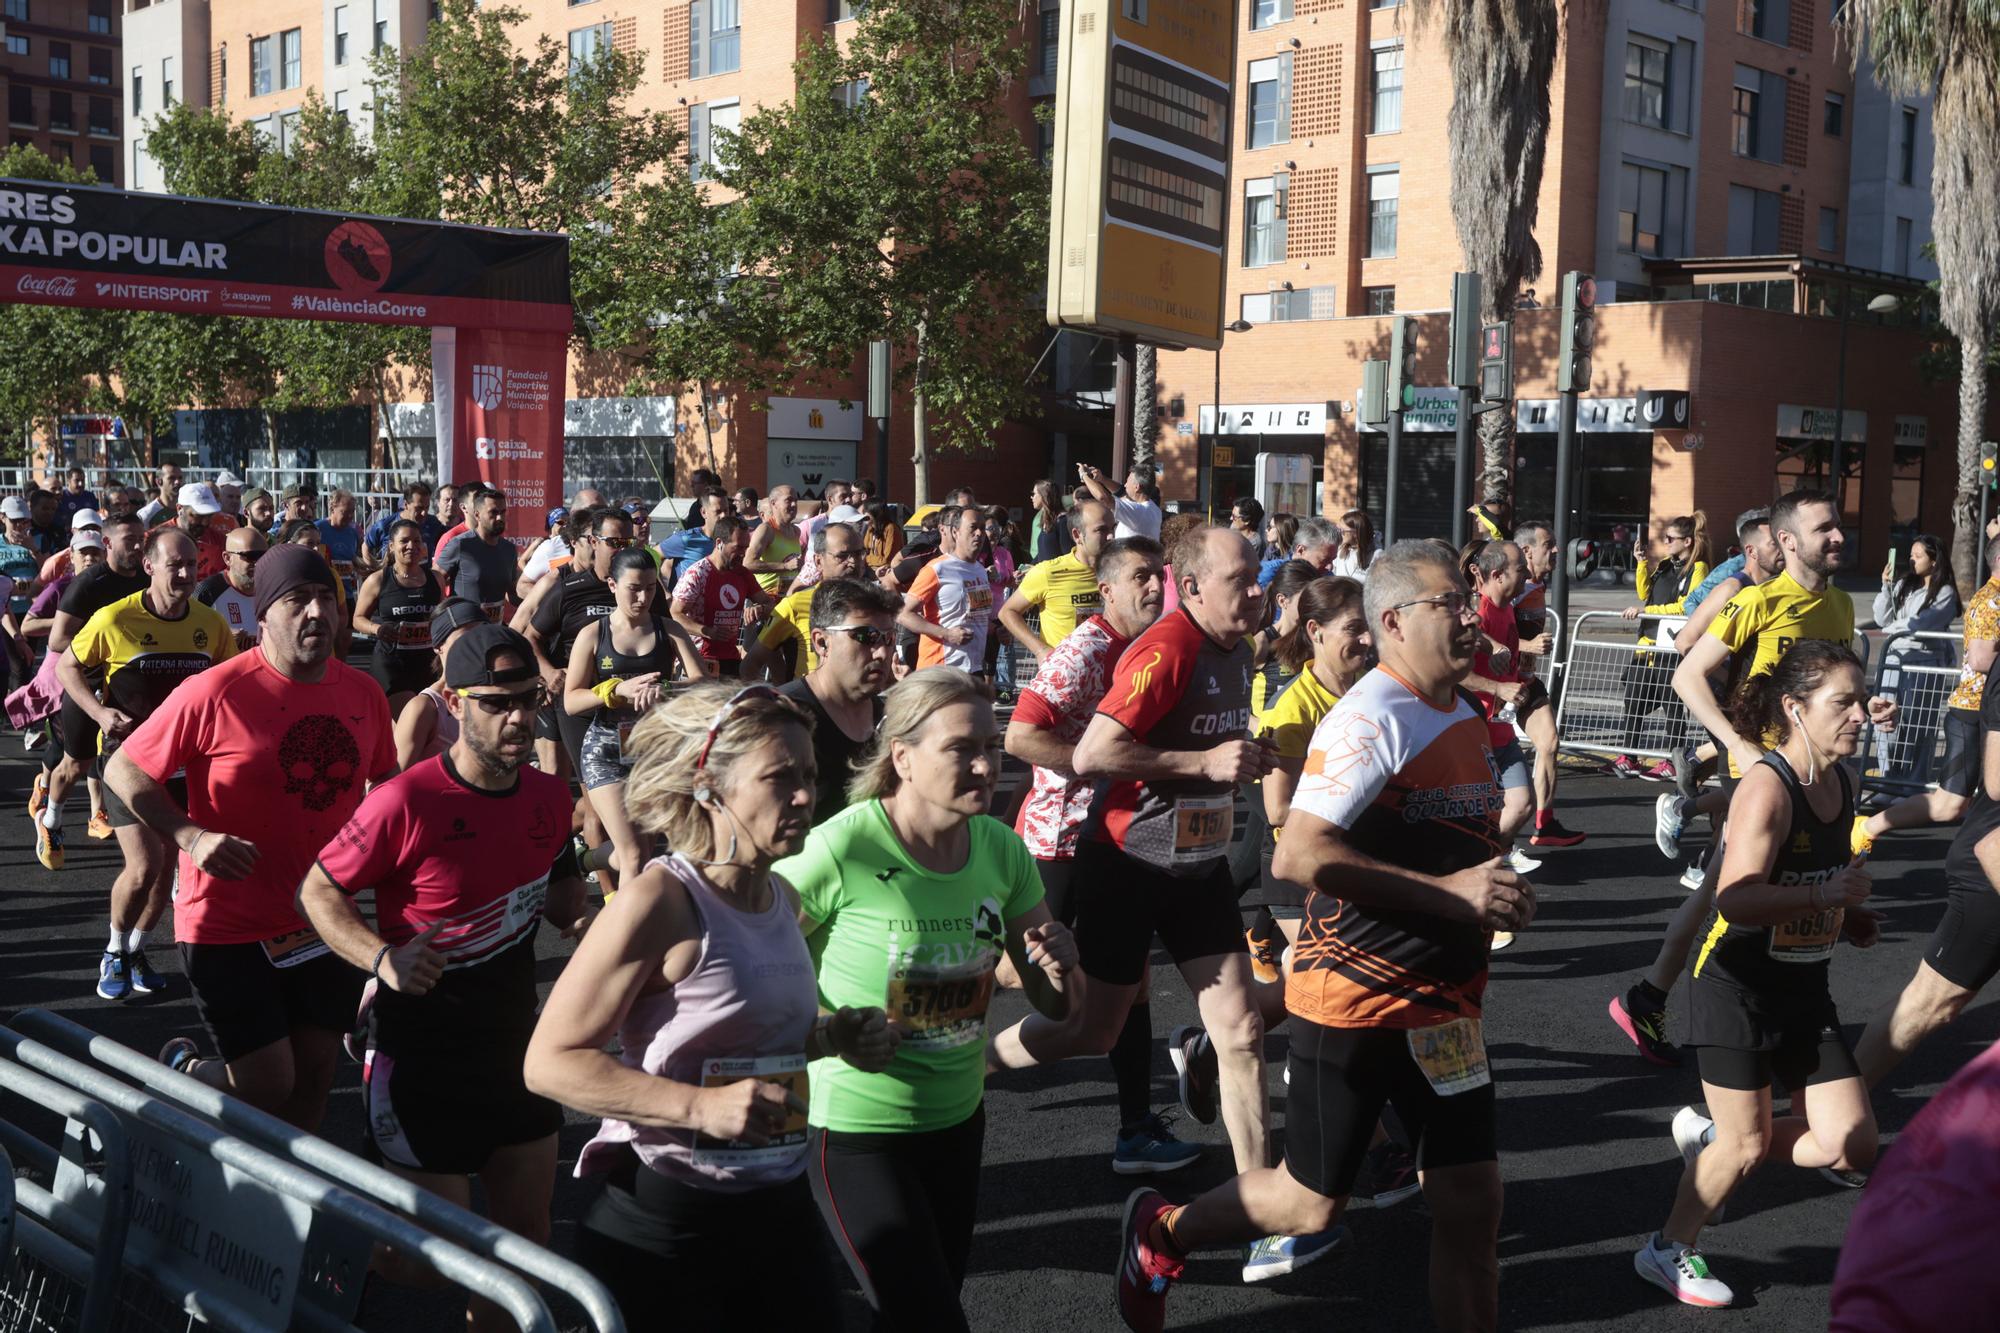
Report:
1857,629,1961,797
1551,611,1710,763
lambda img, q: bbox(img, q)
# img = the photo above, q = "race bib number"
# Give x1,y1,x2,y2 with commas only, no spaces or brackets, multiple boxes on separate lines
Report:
1768,908,1843,964
1407,1018,1491,1097
479,601,506,622
691,1054,809,1168
388,621,430,648
260,926,332,969
966,583,994,614
1171,794,1233,865
887,959,996,1052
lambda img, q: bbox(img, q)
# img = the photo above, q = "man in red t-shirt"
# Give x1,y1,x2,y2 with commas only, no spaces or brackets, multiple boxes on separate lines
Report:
109,545,396,1129
671,514,773,676
1465,543,1537,883
1507,519,1585,848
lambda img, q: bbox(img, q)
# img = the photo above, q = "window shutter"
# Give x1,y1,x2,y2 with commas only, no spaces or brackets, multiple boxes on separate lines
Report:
689,0,704,78
1276,51,1292,143
689,102,709,179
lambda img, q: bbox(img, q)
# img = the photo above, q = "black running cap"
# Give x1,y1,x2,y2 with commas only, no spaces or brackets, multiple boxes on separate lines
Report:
444,624,537,690
429,596,487,649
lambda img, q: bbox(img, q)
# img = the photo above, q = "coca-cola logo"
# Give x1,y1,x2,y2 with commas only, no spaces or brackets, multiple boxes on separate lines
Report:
16,274,77,298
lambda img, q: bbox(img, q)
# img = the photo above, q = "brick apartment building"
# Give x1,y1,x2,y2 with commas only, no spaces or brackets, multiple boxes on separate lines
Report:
4,0,123,183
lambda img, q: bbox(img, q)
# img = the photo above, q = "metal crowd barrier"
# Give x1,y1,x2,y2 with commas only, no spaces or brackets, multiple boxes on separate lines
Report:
1550,611,1710,763
1856,629,1961,798
0,1014,599,1333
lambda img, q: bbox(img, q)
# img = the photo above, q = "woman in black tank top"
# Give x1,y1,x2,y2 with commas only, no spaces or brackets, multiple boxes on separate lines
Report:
563,547,705,892
355,519,442,708
1636,640,1880,1310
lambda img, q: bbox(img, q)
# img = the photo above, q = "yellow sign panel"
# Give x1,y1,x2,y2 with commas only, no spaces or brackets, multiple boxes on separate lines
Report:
1047,0,1236,351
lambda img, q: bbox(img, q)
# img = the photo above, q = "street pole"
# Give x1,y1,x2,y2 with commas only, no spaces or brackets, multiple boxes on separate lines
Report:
1384,403,1404,547
1829,291,1851,525
1209,344,1221,521
1111,334,1137,482
1452,386,1473,546
1551,386,1578,639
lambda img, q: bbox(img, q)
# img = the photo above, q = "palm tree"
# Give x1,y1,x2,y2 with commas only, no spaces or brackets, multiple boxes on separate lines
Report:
1842,2,2000,597
1133,343,1158,474
1408,0,1562,508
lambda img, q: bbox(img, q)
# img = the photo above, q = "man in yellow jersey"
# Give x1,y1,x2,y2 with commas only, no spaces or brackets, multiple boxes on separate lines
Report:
1000,499,1117,660
1608,490,1893,1067
743,522,867,682
744,485,803,595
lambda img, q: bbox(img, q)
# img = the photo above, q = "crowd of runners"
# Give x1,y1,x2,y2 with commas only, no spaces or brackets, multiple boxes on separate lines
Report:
5,462,2000,1331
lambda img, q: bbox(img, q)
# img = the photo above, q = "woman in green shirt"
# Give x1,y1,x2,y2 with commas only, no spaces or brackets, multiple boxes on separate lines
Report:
782,667,1078,1332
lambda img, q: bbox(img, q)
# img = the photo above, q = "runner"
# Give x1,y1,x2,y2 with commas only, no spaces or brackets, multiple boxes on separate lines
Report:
392,598,487,772
1507,520,1587,849
316,488,368,593
998,499,1117,661
113,545,395,1128
353,518,441,711
1610,489,1891,1068
1634,640,1878,1309
525,680,896,1330
671,514,773,676
782,668,1076,1332
1115,539,1527,1331
195,526,267,652
897,505,993,676
742,521,868,682
528,504,631,793
776,577,898,824
655,486,731,589
1465,542,1541,907
436,487,518,621
298,623,590,1333
744,485,803,595
57,528,234,1000
154,481,230,581
1610,513,1710,780
988,536,1199,1174
563,546,705,882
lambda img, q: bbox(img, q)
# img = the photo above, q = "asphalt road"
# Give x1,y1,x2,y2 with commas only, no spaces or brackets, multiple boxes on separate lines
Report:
4,746,1996,1332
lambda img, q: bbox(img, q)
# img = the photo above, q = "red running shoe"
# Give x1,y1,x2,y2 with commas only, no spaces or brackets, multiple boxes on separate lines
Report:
1530,817,1587,848
1116,1188,1185,1333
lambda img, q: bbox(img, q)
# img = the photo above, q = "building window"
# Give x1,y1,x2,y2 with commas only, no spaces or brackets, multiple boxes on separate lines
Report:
1618,161,1667,256
1726,183,1781,252
132,141,145,188
1732,65,1782,161
1368,166,1399,257
1245,54,1290,148
87,0,109,33
1895,216,1913,273
835,78,869,109
1365,286,1396,314
1823,91,1843,136
49,92,72,132
251,36,272,96
49,42,71,81
218,44,227,103
8,84,33,127
4,35,26,55
1623,39,1668,128
162,55,175,104
1899,106,1918,184
1370,46,1402,134
87,95,111,135
827,0,859,20
334,6,350,65
89,144,112,180
690,0,742,78
1242,286,1333,323
373,0,389,53
1038,7,1058,77
281,28,301,89
1250,0,1291,31
334,89,350,120
1739,0,1791,41
278,109,300,152
1818,206,1838,252
688,97,738,181
88,47,112,84
568,22,610,71
1369,0,1397,8
131,69,142,114
1732,79,1757,155
1243,174,1287,266
2,0,26,22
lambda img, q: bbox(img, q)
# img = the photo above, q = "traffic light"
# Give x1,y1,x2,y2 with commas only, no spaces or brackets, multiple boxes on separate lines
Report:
1567,537,1598,582
1387,314,1420,412
1448,272,1482,390
1359,360,1389,428
1558,271,1596,394
1479,321,1512,403
1984,440,1998,488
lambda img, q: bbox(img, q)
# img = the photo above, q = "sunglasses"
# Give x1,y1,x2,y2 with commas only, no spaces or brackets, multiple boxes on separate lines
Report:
696,684,784,771
821,623,895,649
456,682,551,715
230,549,264,563
595,536,633,550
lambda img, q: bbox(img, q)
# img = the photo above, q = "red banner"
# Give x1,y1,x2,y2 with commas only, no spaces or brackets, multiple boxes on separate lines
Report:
432,328,567,547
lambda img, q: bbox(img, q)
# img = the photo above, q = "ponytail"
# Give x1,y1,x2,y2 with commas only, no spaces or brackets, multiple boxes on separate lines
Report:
1725,639,1862,748
1274,576,1364,674
1687,510,1713,569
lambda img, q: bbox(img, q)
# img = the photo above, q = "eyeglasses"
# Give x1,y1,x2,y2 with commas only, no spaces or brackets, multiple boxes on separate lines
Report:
1390,591,1478,620
822,623,894,649
230,549,264,563
696,684,784,771
456,683,551,715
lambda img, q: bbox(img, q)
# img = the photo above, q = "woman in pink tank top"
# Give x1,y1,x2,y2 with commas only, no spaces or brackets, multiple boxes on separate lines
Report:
525,681,895,1331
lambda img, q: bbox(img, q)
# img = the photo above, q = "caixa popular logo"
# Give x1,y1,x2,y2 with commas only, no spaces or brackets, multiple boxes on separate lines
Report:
474,437,497,460
471,364,505,411
17,274,77,298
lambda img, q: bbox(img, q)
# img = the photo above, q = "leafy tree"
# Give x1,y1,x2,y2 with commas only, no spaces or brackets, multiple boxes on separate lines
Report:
723,0,1049,501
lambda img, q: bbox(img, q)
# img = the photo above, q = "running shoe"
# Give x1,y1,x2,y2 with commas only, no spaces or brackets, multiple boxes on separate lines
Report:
1240,1227,1349,1283
1491,931,1516,952
1609,991,1683,1066
159,1036,201,1075
1642,759,1677,782
1655,792,1686,859
1680,850,1709,892
1634,1234,1733,1308
95,950,128,1002
1115,1188,1184,1333
1504,847,1542,876
1365,1140,1422,1208
1167,1025,1218,1126
1610,755,1641,779
344,976,378,1063
35,819,62,871
1245,906,1282,986
1818,1166,1870,1189
1672,1106,1727,1224
1674,745,1702,803
1113,1113,1202,1176
86,809,112,840
126,951,164,997
27,769,47,821
1529,817,1586,848
1850,815,1875,859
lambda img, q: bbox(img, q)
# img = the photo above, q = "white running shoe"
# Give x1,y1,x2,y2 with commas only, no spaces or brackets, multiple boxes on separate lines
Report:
1655,792,1685,859
1634,1234,1734,1308
1490,931,1516,952
1504,847,1542,876
1680,859,1707,892
1672,1106,1726,1223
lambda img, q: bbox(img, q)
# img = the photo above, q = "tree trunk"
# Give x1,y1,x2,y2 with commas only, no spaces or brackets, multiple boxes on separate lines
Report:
262,408,281,478
697,378,721,480
1477,406,1513,511
1133,342,1157,472
1953,325,1990,603
910,320,931,506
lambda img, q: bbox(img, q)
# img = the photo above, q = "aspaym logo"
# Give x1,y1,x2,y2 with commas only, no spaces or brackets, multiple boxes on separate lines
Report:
471,364,505,411
324,220,391,292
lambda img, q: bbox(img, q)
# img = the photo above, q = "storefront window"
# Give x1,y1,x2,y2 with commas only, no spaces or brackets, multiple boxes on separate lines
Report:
1890,443,1926,551
1774,437,1863,549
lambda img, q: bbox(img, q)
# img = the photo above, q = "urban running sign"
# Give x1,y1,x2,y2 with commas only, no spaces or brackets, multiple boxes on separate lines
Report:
0,179,571,333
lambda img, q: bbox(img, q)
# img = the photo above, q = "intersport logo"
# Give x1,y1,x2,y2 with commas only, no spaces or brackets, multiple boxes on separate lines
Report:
17,274,77,298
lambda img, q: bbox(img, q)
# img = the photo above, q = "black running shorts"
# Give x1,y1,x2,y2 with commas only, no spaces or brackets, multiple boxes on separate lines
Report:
1282,1019,1498,1199
1069,840,1244,986
179,940,363,1062
1925,876,2000,992
97,755,183,831
1937,708,1982,798
58,695,98,762
1686,975,1859,1093
1035,858,1079,924
364,1031,562,1175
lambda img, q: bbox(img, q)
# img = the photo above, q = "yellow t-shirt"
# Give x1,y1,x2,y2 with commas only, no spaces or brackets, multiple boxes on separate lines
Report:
1708,568,1855,775
1013,552,1101,649
1260,666,1341,760
757,585,819,675
70,590,236,753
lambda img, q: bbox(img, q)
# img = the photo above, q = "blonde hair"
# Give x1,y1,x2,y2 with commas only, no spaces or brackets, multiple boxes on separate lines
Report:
623,681,814,859
847,668,991,804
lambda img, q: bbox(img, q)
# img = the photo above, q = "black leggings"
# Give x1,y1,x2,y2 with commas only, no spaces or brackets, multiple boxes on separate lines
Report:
807,1106,985,1333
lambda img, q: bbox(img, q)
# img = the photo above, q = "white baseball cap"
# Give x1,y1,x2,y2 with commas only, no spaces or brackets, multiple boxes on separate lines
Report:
69,508,103,530
825,504,866,526
177,482,222,515
70,530,104,553
213,470,246,489
1,497,27,520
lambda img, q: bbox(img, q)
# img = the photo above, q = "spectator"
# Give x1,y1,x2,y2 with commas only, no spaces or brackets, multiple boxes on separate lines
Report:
1028,480,1066,563
1330,509,1378,581
863,501,905,576
1229,496,1265,554
1078,463,1162,541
